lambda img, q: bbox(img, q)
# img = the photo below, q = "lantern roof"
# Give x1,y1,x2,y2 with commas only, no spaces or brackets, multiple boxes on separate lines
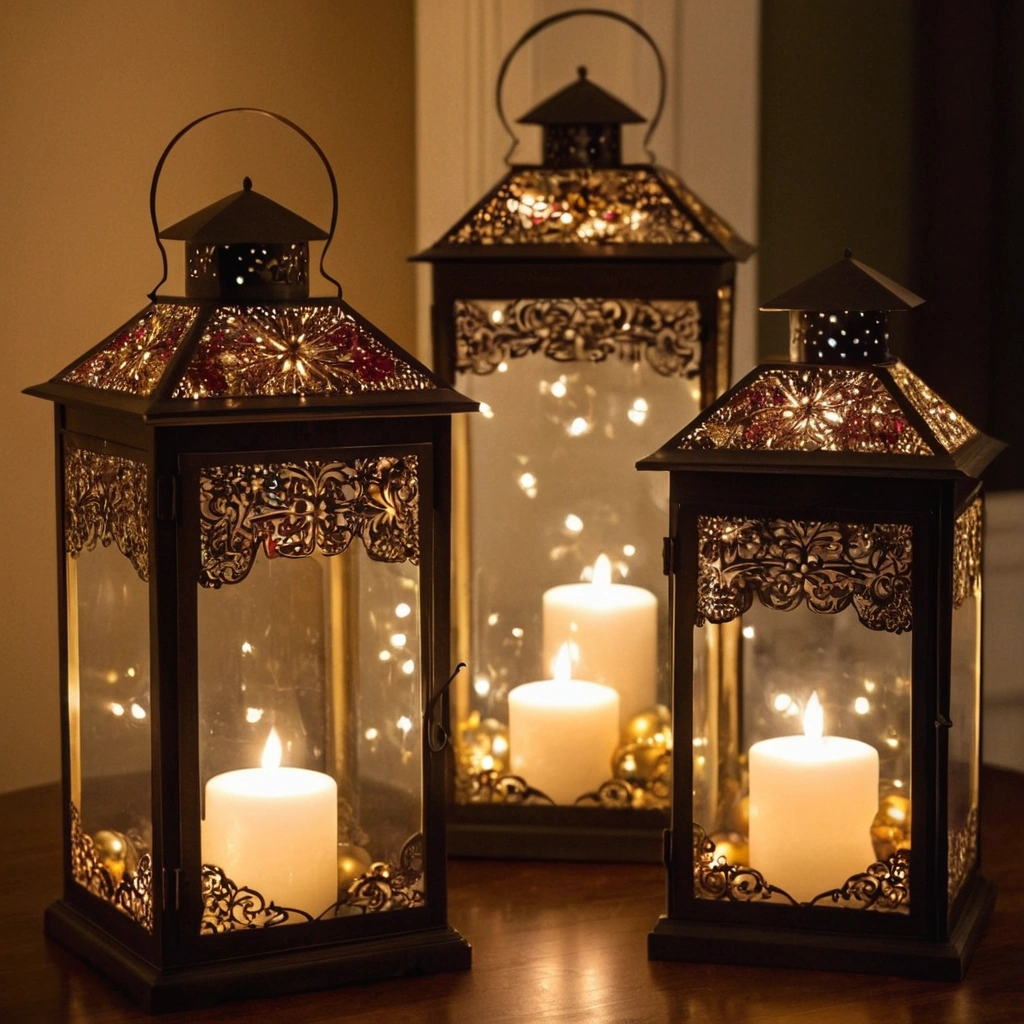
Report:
518,67,645,126
761,252,924,312
27,298,477,424
415,163,754,261
159,177,329,244
639,256,1003,479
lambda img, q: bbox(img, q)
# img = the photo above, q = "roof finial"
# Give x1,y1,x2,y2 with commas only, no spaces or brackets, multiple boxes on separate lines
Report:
243,176,253,192
843,247,853,259
577,65,588,79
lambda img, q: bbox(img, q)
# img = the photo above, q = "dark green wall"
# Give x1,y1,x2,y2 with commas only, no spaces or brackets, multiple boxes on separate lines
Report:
759,1,914,358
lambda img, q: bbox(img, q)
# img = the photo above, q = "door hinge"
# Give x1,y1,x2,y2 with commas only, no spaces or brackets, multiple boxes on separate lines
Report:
162,867,182,911
662,536,676,576
156,474,179,522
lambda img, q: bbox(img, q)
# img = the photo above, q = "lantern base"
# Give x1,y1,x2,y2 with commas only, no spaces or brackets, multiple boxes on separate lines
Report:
45,899,471,1013
448,804,666,862
647,873,995,981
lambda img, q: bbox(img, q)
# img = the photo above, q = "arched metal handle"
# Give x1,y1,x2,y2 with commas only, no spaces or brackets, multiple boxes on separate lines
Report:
147,107,342,300
495,7,667,165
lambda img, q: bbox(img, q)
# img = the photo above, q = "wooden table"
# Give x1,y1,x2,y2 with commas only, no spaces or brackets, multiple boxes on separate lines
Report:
2,767,1021,1023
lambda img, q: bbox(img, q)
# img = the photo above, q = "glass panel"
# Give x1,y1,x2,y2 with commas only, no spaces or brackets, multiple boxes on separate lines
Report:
888,361,978,453
64,445,153,931
61,303,197,395
692,516,912,913
454,299,696,809
197,457,424,932
173,306,435,399
948,499,982,909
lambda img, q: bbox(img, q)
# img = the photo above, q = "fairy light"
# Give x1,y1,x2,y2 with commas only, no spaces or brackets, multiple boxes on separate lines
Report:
474,677,491,697
401,659,416,675
110,702,125,717
564,514,584,533
395,602,412,618
390,633,407,648
478,401,495,419
550,379,567,398
130,703,147,720
568,416,590,437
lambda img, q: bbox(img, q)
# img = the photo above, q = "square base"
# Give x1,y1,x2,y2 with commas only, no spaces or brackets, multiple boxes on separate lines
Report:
448,805,666,862
45,900,471,1013
648,874,995,981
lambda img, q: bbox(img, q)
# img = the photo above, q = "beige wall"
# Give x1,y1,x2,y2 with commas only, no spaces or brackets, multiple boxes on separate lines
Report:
0,0,416,793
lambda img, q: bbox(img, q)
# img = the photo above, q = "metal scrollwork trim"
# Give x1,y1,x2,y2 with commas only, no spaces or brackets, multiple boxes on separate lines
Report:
697,515,913,633
200,833,426,932
693,824,910,912
64,445,150,582
948,806,979,903
456,771,555,805
454,298,702,379
953,499,983,609
199,455,419,588
69,803,153,931
456,767,670,809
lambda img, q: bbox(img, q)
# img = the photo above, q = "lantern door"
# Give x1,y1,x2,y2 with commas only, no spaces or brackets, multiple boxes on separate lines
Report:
177,441,439,959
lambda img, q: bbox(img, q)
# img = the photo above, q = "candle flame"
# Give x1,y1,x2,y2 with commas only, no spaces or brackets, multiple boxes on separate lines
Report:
592,553,613,587
552,643,575,683
261,727,283,769
803,691,824,740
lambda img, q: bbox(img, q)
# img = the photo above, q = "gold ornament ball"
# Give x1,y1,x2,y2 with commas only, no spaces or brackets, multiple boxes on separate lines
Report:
337,845,373,891
93,829,137,884
727,794,750,836
709,831,749,866
612,741,669,785
462,716,510,774
871,794,911,861
624,705,672,749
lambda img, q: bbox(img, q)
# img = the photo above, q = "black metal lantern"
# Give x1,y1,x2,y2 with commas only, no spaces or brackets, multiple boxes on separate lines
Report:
639,253,1002,979
25,109,474,1012
415,9,753,862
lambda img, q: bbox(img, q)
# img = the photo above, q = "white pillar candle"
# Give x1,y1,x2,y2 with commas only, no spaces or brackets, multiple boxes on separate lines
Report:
203,728,338,916
508,645,620,804
748,692,879,904
542,554,658,726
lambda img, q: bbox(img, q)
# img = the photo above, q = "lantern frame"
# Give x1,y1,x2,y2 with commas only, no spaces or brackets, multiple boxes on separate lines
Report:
27,109,474,1012
415,10,753,863
639,256,1001,980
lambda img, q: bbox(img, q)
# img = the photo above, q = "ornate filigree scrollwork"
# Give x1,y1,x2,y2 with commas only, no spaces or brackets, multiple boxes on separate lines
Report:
456,768,669,810
64,445,149,581
679,366,933,455
888,361,977,453
69,803,153,931
199,455,419,587
446,168,706,246
953,499,983,609
692,824,910,912
173,306,435,398
62,304,197,396
697,516,913,633
200,833,426,933
948,806,979,903
454,298,701,379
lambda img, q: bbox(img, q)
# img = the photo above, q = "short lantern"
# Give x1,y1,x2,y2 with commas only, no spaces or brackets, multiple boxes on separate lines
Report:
415,9,753,861
26,109,474,1011
639,254,1001,979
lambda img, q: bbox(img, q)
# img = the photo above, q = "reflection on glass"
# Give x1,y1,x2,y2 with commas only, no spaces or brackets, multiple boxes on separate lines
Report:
198,540,424,930
454,313,696,808
69,540,153,929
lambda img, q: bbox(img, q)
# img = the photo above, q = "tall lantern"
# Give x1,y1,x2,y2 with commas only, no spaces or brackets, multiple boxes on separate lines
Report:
26,109,474,1012
415,9,753,861
640,254,1001,979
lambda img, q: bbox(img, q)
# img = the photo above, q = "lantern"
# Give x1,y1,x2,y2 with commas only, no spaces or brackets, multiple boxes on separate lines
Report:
640,253,1001,979
415,9,753,861
26,109,474,1012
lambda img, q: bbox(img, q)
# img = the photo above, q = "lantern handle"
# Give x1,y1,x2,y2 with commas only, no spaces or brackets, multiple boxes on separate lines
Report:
495,7,666,165
147,107,342,300
426,662,467,753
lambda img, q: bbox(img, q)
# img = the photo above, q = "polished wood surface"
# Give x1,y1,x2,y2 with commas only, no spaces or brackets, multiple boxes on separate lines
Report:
1,767,1021,1023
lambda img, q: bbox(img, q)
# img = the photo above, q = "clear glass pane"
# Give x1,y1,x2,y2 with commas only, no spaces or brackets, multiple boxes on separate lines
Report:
454,306,695,808
198,476,424,931
948,500,982,909
692,516,913,912
68,542,153,929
